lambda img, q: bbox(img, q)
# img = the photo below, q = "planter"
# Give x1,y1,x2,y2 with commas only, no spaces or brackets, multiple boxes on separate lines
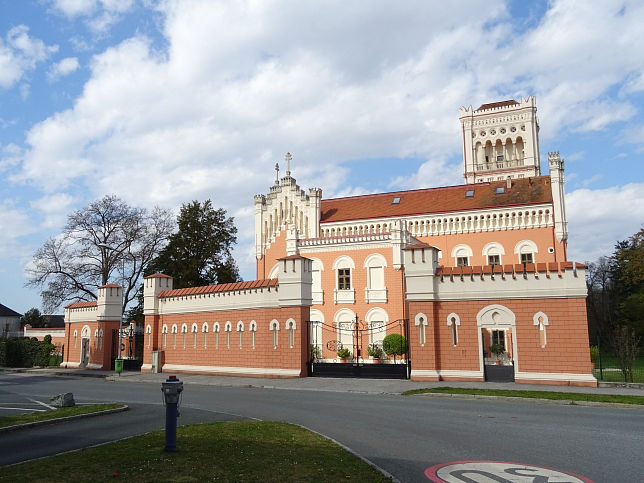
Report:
339,358,347,363
372,358,381,364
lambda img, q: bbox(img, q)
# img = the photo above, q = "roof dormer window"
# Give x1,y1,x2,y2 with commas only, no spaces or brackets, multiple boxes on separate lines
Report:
496,186,505,194
392,197,401,204
465,189,474,198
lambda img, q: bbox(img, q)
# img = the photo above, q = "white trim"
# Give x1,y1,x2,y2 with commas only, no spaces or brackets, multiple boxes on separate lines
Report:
514,239,538,254
309,309,324,323
162,324,168,334
269,319,280,330
285,318,296,330
446,313,461,326
364,307,389,323
268,263,279,279
162,364,302,377
332,255,355,270
363,253,387,268
414,313,428,326
249,320,257,331
451,244,473,258
181,323,188,333
191,323,198,333
310,257,324,271
411,369,440,378
141,363,152,371
482,241,505,256
224,321,232,332
62,361,81,368
87,363,103,369
237,321,244,331
202,322,209,332
333,308,356,323
515,372,596,383
533,312,549,326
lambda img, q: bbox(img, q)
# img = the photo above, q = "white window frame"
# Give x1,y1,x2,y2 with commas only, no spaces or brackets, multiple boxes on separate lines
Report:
447,313,460,346
364,254,387,303
333,256,355,304
451,244,473,267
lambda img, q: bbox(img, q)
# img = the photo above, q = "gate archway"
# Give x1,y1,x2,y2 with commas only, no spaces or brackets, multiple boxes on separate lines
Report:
308,315,410,379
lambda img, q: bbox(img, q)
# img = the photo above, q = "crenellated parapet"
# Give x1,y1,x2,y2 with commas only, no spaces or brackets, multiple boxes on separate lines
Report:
64,284,122,323
254,153,322,259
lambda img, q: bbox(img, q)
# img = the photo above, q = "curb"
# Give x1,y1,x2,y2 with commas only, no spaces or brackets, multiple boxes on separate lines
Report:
0,405,129,433
411,392,644,408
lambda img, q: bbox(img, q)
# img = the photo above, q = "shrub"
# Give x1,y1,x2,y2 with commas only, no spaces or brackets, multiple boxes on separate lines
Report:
337,347,351,359
382,334,408,362
589,345,599,364
310,345,322,360
489,343,505,358
367,344,384,359
0,338,55,367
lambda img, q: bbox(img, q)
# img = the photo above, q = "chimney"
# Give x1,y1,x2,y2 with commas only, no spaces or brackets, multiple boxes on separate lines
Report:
506,177,512,190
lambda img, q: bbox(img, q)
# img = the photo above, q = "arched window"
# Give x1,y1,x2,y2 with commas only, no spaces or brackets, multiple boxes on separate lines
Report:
162,325,168,348
213,322,220,349
73,330,78,348
224,321,232,349
285,319,296,348
533,312,549,348
98,329,104,350
415,313,428,346
334,308,355,352
514,240,538,265
364,254,387,303
269,319,280,348
310,258,324,305
365,307,388,347
447,313,460,346
146,325,152,348
482,242,505,266
451,244,473,267
171,324,178,348
191,323,198,348
237,321,244,349
249,320,257,349
202,322,209,348
309,309,324,357
181,324,188,349
332,256,355,304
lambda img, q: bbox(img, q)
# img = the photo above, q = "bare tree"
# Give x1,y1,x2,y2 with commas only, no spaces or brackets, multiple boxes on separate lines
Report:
26,195,174,313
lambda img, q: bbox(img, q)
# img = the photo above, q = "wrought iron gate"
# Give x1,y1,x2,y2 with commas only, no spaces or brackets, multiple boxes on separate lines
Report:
309,316,410,379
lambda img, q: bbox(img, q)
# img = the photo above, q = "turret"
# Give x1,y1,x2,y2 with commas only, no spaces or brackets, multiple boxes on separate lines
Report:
276,255,313,307
144,273,173,315
548,152,568,242
97,284,122,321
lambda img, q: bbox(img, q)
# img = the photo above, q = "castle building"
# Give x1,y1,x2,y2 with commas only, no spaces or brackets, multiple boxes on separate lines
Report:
64,98,594,386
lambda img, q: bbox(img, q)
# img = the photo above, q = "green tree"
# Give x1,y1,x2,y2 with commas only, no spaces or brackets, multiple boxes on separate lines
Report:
382,334,408,363
146,200,240,288
20,308,44,328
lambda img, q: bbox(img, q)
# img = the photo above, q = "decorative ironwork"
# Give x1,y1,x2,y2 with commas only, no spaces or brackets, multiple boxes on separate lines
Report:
326,340,339,351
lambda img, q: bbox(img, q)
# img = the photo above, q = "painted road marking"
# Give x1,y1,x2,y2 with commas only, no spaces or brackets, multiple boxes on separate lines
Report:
28,397,56,410
425,461,594,482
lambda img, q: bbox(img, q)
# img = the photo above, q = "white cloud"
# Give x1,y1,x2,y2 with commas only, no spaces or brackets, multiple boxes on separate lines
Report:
566,183,644,263
30,193,76,229
0,200,36,257
51,0,135,32
0,26,58,88
10,0,644,281
48,57,80,80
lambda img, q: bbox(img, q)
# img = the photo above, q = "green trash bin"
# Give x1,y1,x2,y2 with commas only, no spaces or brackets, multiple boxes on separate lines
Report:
115,358,124,374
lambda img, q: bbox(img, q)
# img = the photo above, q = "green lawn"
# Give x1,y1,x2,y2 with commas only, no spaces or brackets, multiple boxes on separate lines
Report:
0,404,124,429
593,355,644,383
0,421,389,482
402,387,644,405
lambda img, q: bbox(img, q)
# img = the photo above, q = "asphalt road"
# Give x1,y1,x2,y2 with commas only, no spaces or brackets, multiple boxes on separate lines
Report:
1,373,643,482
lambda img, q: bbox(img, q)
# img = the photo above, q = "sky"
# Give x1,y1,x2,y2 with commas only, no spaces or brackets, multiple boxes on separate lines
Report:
1,0,643,314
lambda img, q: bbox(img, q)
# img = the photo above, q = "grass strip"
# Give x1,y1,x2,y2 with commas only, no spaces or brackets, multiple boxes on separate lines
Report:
0,403,124,428
402,387,644,405
0,421,389,482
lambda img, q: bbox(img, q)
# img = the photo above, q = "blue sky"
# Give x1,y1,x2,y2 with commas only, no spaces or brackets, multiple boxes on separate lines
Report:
1,0,643,314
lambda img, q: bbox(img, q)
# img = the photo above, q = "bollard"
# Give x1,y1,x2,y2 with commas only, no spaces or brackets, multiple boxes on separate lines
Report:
161,375,183,452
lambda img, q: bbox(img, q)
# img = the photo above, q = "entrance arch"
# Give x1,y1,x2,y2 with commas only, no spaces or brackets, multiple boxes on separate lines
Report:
476,305,517,382
80,325,91,368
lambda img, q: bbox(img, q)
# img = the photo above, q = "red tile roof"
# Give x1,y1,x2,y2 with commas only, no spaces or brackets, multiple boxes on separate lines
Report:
65,301,98,309
477,100,519,110
320,176,552,223
159,279,278,298
99,284,121,288
145,273,173,279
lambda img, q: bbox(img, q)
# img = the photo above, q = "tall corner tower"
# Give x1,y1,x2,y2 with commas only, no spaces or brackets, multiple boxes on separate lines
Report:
459,97,541,184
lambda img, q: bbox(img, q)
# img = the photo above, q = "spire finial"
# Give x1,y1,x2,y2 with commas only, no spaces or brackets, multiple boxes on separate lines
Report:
285,152,292,176
274,162,279,184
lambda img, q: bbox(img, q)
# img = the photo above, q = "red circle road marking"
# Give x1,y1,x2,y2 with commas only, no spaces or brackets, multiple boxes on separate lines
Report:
425,460,594,482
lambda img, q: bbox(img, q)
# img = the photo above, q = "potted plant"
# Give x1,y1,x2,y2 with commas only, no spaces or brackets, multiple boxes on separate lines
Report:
368,344,384,363
337,346,351,362
382,334,408,363
310,345,322,361
489,343,505,365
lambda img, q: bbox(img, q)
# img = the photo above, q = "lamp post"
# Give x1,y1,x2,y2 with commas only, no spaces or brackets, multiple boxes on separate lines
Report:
97,243,125,362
